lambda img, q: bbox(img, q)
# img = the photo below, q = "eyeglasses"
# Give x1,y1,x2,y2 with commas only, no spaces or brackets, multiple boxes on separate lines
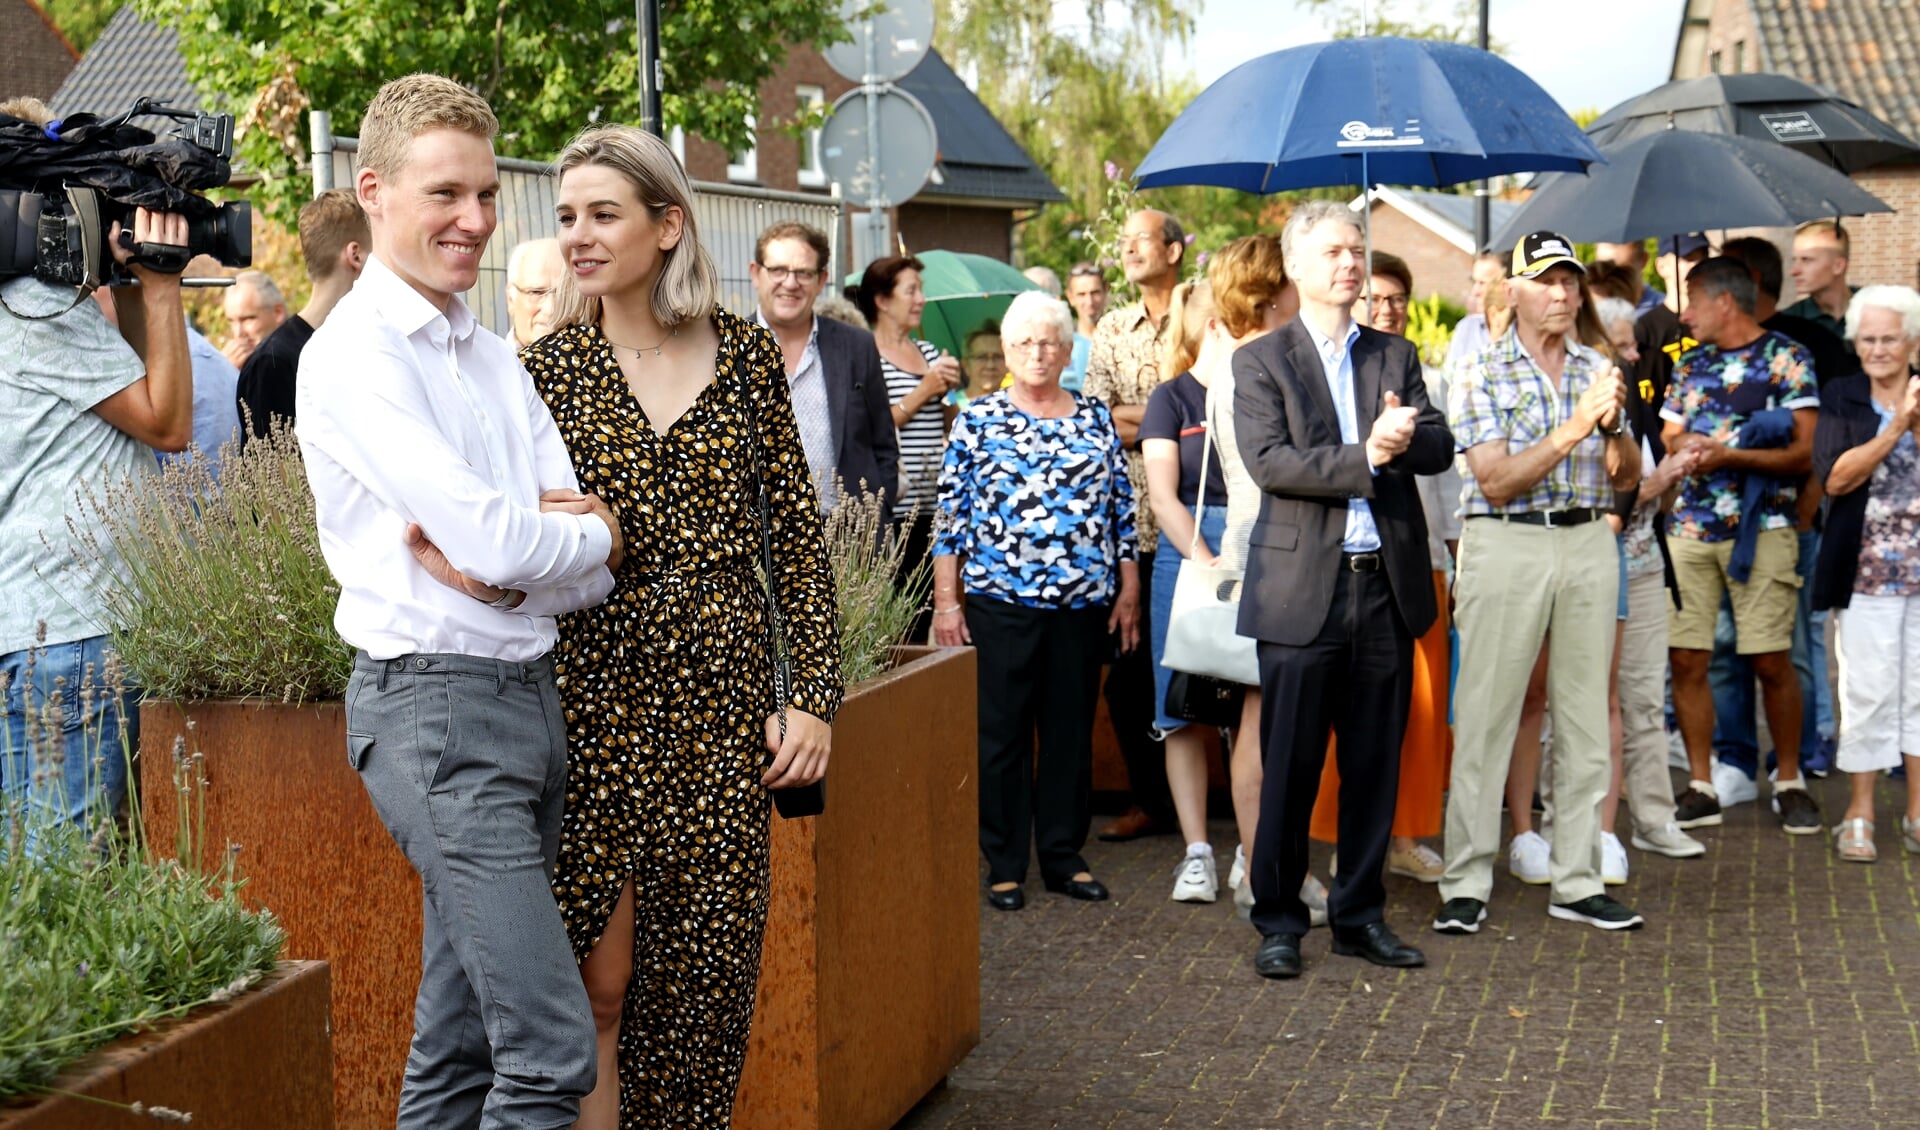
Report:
509,283,554,299
1007,339,1067,355
966,352,1006,364
758,265,823,284
1068,263,1104,278
1368,294,1410,311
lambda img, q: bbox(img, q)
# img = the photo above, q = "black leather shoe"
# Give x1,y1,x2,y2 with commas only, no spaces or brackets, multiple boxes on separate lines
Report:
1254,932,1302,979
1330,922,1426,968
986,886,1025,912
1042,876,1110,901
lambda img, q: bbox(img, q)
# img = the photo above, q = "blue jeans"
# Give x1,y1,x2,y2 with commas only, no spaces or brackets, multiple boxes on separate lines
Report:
1151,506,1229,734
1712,528,1828,777
1,635,137,852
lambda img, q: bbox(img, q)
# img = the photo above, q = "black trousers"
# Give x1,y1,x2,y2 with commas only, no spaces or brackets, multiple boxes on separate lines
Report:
1102,549,1174,824
1250,566,1413,937
968,597,1108,886
896,510,937,645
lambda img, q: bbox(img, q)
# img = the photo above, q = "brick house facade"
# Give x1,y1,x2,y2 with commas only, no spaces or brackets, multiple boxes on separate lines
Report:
676,46,1062,270
1672,0,1920,291
1351,187,1518,308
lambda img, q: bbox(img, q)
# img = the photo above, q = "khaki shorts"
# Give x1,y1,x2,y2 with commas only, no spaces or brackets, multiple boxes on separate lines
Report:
1667,527,1801,654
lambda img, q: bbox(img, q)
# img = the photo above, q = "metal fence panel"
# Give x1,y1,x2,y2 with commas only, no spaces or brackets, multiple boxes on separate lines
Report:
318,133,841,337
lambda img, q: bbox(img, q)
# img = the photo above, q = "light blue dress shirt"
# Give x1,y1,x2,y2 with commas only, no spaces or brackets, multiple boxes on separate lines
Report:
158,324,240,480
1301,317,1381,553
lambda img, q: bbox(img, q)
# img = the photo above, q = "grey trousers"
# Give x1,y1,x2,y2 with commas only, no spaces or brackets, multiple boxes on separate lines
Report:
347,652,596,1130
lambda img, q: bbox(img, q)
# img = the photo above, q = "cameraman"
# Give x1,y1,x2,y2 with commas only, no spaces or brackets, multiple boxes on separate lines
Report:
0,98,193,848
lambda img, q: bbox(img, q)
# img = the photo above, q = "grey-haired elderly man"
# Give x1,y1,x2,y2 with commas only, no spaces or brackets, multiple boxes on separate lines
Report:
1438,232,1644,938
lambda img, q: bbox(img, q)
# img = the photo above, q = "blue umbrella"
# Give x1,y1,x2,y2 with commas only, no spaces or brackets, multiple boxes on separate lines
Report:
1135,37,1602,193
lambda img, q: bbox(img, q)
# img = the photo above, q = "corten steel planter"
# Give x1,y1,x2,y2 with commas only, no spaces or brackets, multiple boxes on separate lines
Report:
140,702,417,1130
734,645,982,1130
0,960,333,1130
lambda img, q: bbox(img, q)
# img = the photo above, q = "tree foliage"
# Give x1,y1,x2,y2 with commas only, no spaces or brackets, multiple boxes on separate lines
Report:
932,0,1268,278
137,0,850,227
39,0,119,53
1302,0,1491,46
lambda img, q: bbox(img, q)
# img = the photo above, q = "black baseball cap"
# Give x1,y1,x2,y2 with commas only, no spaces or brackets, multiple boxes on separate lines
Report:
1510,231,1586,280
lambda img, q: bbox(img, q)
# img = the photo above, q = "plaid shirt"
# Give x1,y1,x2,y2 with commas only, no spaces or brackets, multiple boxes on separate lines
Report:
1084,301,1168,549
1449,325,1616,517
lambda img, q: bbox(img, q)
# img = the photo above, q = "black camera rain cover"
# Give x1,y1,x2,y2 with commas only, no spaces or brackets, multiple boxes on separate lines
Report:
0,112,228,218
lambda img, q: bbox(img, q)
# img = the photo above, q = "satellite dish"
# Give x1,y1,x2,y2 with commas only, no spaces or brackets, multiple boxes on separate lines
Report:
820,85,938,208
822,0,934,83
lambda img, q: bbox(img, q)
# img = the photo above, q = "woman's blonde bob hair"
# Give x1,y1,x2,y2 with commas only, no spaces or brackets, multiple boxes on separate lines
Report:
546,125,720,331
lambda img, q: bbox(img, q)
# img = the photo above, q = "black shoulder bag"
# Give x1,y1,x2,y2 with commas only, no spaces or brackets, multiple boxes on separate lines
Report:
740,365,828,820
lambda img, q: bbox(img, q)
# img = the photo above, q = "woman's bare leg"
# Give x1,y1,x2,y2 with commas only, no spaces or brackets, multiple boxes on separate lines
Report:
574,879,637,1130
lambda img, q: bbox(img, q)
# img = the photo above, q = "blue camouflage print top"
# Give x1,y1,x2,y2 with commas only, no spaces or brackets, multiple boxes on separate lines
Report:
933,390,1139,609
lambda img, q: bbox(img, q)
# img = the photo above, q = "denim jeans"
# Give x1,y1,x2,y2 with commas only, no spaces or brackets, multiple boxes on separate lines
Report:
1712,528,1829,777
0,635,137,852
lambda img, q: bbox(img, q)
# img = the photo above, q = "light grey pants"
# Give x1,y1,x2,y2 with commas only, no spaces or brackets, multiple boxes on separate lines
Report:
347,652,596,1130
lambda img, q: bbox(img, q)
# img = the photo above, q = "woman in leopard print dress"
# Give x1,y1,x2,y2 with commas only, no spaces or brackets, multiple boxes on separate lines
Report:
523,125,842,1128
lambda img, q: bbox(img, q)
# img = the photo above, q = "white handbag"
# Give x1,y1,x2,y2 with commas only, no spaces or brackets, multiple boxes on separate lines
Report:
1159,403,1259,686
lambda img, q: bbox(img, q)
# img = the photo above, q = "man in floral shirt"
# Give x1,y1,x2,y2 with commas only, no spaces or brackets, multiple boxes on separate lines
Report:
1661,258,1822,835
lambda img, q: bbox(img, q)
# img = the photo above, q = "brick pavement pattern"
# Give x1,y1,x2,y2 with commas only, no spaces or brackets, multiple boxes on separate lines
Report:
896,775,1920,1129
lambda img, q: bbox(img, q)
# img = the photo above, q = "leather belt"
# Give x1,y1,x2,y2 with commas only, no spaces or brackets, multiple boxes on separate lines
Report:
1342,552,1383,573
1466,508,1603,529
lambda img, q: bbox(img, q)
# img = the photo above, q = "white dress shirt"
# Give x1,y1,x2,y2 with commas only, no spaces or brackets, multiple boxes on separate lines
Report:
753,310,836,509
297,255,614,662
1301,316,1382,553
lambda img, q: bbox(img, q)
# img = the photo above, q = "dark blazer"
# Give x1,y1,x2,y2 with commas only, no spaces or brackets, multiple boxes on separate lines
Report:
1811,373,1887,612
1232,318,1454,646
810,315,900,522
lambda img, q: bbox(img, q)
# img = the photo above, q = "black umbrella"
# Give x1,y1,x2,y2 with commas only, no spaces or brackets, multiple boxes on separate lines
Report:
1490,128,1891,249
1586,73,1920,174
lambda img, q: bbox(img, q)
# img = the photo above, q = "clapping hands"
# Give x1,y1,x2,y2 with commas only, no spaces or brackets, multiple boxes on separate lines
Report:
1365,390,1419,467
1577,365,1629,436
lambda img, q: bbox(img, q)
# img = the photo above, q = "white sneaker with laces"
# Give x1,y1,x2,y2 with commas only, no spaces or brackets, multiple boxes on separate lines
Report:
1508,830,1551,885
1711,759,1758,807
1631,821,1707,858
1171,851,1218,903
1602,832,1629,886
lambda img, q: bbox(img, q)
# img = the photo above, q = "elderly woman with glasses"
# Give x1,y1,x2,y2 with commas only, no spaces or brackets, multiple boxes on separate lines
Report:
1814,284,1920,862
932,290,1142,912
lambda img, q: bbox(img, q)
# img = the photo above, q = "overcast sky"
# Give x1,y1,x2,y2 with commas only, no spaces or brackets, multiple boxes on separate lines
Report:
1178,0,1687,116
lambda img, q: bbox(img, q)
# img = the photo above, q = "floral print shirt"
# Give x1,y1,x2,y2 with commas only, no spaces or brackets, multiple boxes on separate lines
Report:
1084,301,1169,549
1660,331,1819,543
933,391,1138,609
1857,399,1920,596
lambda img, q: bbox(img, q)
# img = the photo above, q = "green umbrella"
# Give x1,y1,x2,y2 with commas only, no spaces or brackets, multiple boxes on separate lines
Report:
846,249,1044,359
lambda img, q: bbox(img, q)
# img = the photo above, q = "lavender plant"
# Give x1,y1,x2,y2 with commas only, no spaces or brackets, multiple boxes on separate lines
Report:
821,486,930,686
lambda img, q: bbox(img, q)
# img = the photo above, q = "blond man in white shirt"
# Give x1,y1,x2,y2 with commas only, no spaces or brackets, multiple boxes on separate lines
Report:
296,75,620,1129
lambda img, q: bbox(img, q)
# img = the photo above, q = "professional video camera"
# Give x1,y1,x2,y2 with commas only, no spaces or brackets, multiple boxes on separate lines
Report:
0,97,251,296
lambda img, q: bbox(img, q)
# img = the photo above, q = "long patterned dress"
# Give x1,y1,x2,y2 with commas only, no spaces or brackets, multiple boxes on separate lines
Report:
521,308,843,1127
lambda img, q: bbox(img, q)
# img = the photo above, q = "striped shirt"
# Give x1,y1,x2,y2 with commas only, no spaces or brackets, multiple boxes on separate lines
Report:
1449,325,1617,517
883,337,946,513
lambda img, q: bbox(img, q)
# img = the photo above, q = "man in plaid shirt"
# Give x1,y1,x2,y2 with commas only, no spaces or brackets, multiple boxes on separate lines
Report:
1435,232,1645,937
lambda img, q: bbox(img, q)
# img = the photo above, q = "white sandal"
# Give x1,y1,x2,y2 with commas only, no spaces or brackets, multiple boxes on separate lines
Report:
1833,816,1876,863
1903,815,1920,856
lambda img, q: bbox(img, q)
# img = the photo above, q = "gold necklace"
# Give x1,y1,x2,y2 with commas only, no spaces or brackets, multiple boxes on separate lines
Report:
605,326,678,359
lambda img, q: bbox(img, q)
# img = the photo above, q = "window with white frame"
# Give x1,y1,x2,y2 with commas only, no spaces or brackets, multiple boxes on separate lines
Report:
727,115,758,183
796,85,826,188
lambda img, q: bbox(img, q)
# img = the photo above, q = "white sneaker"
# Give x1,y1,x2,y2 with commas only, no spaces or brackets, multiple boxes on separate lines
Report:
1711,759,1758,808
1631,821,1707,858
1301,873,1329,928
1602,832,1629,886
1508,830,1551,885
1666,728,1690,772
1229,845,1253,920
1171,851,1218,903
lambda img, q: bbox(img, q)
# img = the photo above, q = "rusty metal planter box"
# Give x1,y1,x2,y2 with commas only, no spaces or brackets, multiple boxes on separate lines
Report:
138,642,978,1130
0,960,332,1130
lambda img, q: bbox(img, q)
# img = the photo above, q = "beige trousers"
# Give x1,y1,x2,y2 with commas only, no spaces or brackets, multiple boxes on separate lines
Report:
1443,517,1617,905
1617,567,1679,833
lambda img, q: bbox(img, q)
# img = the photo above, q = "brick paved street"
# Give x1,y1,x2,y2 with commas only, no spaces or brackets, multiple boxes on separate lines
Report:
896,773,1920,1129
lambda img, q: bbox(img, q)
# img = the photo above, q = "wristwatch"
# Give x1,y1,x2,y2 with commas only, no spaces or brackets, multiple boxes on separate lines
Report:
1600,419,1626,438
